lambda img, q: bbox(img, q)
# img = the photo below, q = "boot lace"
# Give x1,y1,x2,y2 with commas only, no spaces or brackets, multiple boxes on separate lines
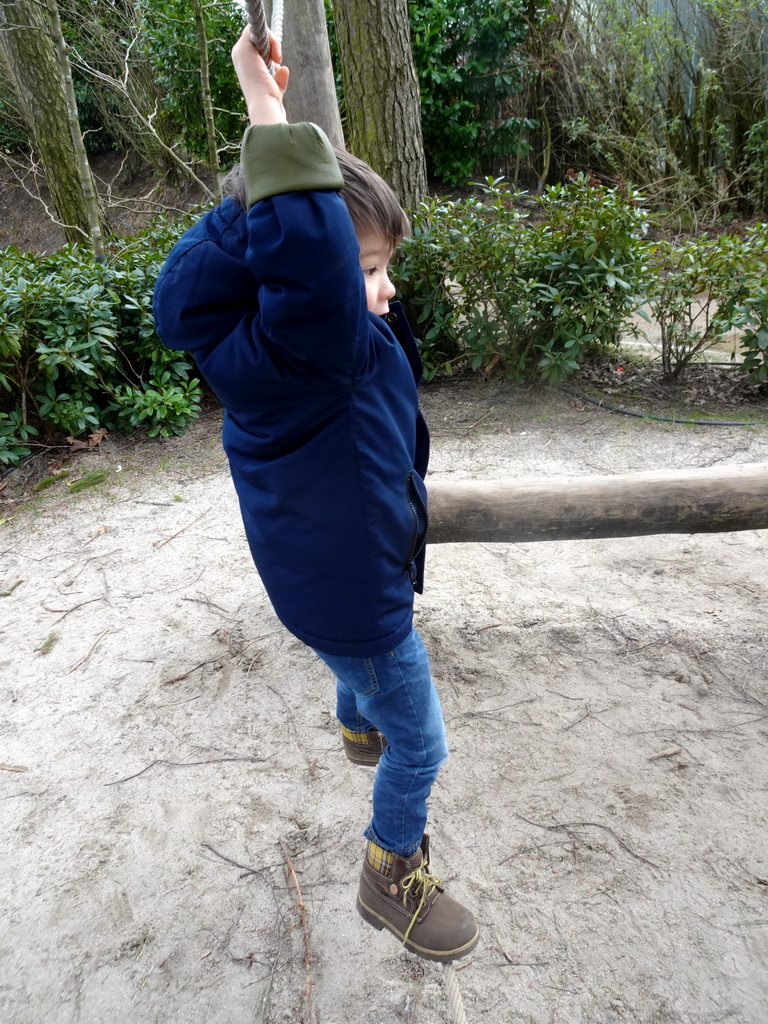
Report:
400,864,441,945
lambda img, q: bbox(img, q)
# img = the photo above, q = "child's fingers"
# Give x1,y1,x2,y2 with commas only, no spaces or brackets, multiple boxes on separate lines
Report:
273,63,289,94
231,23,288,122
233,26,275,87
232,25,263,75
232,24,253,60
231,24,278,65
267,28,282,66
232,25,284,80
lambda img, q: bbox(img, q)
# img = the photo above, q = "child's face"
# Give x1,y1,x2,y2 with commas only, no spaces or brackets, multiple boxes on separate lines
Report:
357,230,396,316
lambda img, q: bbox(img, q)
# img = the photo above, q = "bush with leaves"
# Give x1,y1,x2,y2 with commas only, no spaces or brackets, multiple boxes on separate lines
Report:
545,0,768,219
0,215,200,467
735,228,768,385
136,0,245,166
407,0,550,185
6,0,247,174
641,225,768,381
394,173,651,382
0,409,38,468
738,291,768,385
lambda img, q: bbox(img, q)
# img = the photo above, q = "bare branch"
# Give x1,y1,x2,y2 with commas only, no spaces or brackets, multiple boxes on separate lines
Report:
69,51,214,199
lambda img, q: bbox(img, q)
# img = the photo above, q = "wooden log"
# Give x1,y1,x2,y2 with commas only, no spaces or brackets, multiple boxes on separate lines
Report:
427,463,768,544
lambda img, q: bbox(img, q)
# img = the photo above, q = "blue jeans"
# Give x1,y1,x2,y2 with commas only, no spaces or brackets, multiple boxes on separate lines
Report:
313,628,448,857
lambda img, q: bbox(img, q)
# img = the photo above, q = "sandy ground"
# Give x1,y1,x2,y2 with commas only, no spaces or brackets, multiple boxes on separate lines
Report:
2,379,768,1024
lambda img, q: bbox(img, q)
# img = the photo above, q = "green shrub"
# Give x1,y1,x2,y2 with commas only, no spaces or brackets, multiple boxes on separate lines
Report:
137,0,245,165
409,0,549,185
732,226,768,384
394,173,650,382
743,120,768,218
107,373,202,438
0,215,199,467
739,293,768,384
0,410,38,468
642,224,768,381
545,0,768,218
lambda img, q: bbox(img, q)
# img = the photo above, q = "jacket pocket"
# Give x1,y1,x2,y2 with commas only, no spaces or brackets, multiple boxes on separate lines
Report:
404,471,429,588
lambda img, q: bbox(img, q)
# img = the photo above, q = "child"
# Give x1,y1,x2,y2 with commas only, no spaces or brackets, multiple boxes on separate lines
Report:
152,27,479,963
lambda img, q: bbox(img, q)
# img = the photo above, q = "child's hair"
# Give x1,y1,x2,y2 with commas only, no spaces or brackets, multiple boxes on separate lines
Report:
222,147,410,248
334,148,410,249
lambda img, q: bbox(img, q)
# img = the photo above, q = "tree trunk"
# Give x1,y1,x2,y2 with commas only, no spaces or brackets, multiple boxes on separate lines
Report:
427,464,768,544
277,0,343,147
331,0,427,210
46,0,107,257
0,0,96,246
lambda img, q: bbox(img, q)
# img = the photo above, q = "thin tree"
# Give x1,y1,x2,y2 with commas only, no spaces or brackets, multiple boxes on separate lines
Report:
331,0,427,210
0,0,104,248
46,0,106,257
193,0,222,201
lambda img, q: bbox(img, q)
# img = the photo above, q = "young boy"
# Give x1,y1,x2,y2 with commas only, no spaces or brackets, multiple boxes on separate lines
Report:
152,28,479,963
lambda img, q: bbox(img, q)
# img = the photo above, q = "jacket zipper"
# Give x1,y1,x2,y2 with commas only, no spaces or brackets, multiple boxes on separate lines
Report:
405,471,429,586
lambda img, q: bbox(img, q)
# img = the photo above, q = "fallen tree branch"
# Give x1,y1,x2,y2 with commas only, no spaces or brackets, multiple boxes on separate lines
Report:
160,659,214,685
201,842,275,878
516,814,660,869
153,507,211,548
67,628,110,674
104,755,265,786
280,840,315,1024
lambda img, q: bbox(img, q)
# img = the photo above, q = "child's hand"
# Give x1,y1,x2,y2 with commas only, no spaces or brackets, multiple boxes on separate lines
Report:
232,25,290,125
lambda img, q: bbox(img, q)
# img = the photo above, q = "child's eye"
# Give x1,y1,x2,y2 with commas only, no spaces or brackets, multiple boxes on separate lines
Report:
363,267,377,277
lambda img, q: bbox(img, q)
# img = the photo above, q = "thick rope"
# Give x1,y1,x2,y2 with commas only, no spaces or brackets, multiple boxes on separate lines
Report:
443,963,469,1024
270,0,285,47
244,0,284,74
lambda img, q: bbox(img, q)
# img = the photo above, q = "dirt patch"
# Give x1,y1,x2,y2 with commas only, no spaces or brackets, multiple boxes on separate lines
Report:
2,380,767,1024
573,359,768,417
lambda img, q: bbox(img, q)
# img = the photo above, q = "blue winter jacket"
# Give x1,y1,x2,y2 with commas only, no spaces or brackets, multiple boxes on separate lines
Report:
152,123,429,657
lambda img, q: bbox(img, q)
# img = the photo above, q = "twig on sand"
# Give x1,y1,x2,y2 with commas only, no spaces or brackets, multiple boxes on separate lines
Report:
268,685,306,760
104,755,264,786
563,703,610,730
67,628,110,673
153,507,210,548
734,684,766,709
182,595,232,616
729,712,768,728
466,406,495,429
201,839,293,1018
496,944,550,968
516,814,660,869
201,842,275,879
54,550,122,580
476,618,509,632
42,596,104,622
160,659,214,685
280,840,315,1024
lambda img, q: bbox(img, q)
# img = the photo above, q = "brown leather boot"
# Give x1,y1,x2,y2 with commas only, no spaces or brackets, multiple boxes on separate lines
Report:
341,726,387,766
357,835,479,962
